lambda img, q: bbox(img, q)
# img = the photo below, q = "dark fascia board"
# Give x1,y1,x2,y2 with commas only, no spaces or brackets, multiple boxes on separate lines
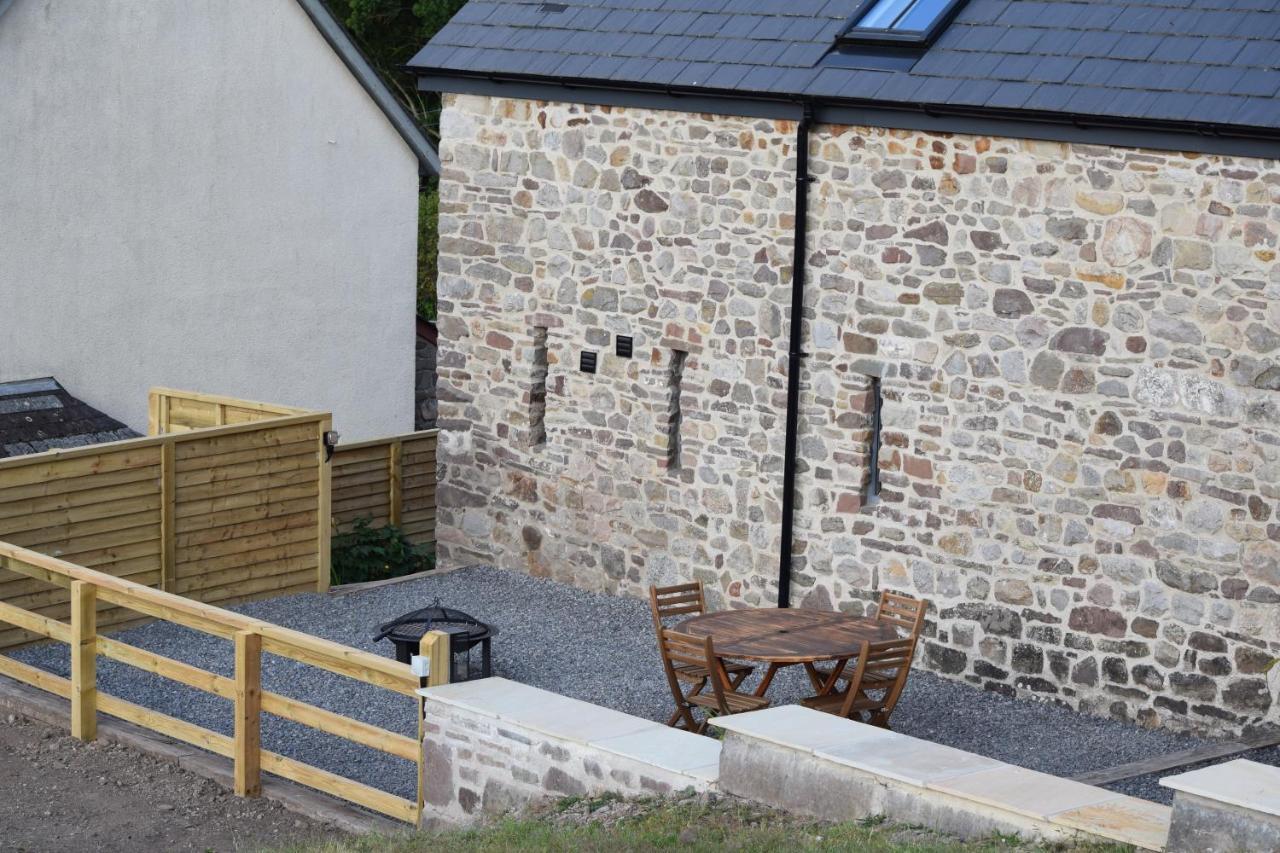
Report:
296,0,440,176
413,69,1280,162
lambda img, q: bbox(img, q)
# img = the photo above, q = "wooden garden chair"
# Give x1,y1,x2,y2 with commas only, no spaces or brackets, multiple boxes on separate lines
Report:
801,636,916,727
875,590,928,639
812,591,928,688
650,583,753,728
659,629,769,734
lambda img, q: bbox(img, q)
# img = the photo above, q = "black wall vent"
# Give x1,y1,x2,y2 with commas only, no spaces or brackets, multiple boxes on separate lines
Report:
580,351,598,374
616,336,633,358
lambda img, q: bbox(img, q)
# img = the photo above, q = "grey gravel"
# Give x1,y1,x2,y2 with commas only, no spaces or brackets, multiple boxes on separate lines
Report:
6,566,1267,804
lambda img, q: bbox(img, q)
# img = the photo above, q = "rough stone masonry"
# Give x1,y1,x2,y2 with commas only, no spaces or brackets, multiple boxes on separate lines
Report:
434,92,1280,737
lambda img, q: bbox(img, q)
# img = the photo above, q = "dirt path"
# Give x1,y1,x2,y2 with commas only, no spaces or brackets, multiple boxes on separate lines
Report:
0,712,345,852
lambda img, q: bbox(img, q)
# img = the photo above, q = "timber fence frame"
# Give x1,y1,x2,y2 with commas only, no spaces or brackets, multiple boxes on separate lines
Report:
148,387,312,434
0,397,332,650
331,432,438,547
0,541,451,824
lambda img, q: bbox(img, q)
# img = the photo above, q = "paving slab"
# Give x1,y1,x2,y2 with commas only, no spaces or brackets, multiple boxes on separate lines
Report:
1161,759,1280,817
593,727,721,782
710,705,898,753
423,677,659,745
930,765,1122,821
818,733,1003,787
1051,797,1171,851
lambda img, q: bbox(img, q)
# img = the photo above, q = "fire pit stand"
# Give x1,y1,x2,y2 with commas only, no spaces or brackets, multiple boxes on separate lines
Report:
373,601,497,682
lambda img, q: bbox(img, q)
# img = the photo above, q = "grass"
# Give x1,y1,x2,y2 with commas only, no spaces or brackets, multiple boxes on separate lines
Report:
266,796,1133,853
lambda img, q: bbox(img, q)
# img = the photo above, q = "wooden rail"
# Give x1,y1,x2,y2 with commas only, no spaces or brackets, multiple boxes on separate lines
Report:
148,388,312,435
0,541,448,824
0,391,333,650
332,432,437,546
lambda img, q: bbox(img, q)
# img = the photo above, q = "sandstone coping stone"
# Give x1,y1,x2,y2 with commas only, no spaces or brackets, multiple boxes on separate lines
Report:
1161,758,1280,817
421,677,720,783
712,706,1169,850
1161,759,1280,853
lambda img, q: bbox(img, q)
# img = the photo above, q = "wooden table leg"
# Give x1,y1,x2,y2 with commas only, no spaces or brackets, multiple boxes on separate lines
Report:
753,663,781,697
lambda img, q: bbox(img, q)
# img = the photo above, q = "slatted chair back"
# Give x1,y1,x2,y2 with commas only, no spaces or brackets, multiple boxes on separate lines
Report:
838,636,917,725
657,629,712,725
649,582,707,633
875,591,927,639
667,629,736,715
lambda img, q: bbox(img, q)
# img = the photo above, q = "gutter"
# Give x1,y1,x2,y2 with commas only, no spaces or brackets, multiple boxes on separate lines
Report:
777,101,814,609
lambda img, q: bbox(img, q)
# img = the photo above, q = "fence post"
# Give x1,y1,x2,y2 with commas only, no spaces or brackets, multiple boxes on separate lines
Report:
388,439,403,527
147,391,160,436
160,440,176,593
317,416,333,593
416,629,451,826
70,580,97,741
234,630,262,797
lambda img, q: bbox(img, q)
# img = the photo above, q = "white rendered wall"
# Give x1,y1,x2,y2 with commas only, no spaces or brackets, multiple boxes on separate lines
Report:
0,0,418,440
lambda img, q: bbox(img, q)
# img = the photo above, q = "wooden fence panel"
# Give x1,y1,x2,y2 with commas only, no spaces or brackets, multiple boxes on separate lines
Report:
0,443,164,648
0,393,331,651
332,431,436,547
173,419,326,607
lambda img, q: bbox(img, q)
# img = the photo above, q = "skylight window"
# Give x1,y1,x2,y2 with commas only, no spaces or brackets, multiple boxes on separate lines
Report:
838,0,965,46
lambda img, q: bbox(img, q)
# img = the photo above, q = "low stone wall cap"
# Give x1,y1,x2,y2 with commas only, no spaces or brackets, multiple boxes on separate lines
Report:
1160,758,1280,817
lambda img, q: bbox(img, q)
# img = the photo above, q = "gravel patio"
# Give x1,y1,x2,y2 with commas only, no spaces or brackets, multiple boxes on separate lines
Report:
7,566,1276,805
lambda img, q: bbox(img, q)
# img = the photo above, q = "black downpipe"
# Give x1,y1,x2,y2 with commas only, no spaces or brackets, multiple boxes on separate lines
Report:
777,102,813,609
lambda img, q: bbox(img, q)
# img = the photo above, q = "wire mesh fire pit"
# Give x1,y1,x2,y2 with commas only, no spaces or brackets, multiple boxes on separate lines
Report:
373,599,497,681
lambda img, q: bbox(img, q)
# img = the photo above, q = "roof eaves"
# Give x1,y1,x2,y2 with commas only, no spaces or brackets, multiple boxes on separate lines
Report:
294,0,440,176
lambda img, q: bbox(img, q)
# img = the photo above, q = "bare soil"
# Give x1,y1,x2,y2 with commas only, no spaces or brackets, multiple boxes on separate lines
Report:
0,712,345,852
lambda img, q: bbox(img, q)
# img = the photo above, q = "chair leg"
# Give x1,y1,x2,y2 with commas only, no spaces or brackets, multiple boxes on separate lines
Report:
667,678,705,730
729,669,751,690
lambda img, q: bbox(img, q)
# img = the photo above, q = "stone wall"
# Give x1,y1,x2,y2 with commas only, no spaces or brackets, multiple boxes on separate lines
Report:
435,92,1280,736
416,321,438,430
421,678,719,826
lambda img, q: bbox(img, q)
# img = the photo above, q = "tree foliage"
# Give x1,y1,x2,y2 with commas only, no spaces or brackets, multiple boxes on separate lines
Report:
325,0,466,140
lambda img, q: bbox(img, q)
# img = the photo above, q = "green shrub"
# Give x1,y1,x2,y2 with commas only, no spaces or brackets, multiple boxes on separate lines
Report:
418,184,439,320
330,518,433,586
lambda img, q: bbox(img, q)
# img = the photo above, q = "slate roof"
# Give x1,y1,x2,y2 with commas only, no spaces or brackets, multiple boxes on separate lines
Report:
0,378,139,459
409,0,1280,136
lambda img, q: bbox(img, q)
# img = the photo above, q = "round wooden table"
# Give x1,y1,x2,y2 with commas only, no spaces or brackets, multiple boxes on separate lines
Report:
679,608,897,697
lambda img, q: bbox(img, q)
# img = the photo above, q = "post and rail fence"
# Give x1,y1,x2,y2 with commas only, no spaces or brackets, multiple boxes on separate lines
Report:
0,388,445,822
0,540,449,824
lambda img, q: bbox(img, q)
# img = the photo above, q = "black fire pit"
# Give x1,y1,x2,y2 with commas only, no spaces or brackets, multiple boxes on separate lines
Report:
373,600,497,682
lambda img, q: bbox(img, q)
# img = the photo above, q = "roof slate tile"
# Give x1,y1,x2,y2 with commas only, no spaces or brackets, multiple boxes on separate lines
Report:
410,0,1280,135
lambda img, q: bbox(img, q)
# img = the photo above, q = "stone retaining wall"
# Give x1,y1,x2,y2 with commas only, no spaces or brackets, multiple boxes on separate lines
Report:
420,678,719,826
434,92,1280,736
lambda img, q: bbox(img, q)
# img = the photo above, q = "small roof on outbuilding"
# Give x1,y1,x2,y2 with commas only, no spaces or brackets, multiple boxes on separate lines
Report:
409,0,1280,151
0,378,139,459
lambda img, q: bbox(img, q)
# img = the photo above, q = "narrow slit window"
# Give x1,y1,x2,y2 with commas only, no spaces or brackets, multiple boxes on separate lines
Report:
865,377,883,502
528,327,548,447
666,350,687,470
838,0,966,46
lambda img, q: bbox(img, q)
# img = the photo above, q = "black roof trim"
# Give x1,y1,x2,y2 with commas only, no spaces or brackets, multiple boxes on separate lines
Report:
416,69,1280,161
296,0,440,176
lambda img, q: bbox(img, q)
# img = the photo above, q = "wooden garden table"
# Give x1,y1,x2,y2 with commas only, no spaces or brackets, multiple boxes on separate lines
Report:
679,608,897,698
